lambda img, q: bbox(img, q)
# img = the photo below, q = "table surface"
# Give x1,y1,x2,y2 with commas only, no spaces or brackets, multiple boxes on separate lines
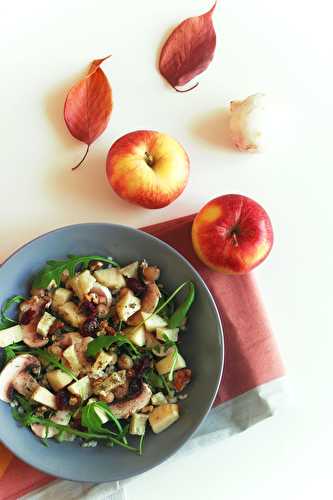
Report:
1,1,332,499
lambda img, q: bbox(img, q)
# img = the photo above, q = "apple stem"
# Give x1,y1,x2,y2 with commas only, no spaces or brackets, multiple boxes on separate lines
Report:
232,233,239,247
144,152,154,167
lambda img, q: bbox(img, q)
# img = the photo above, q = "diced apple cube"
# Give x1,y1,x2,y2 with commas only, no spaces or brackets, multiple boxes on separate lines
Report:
68,375,92,401
155,350,186,375
142,312,167,332
124,325,146,347
94,268,126,290
91,351,115,373
46,369,73,391
32,386,57,409
63,344,81,375
129,413,149,435
52,288,72,309
116,290,141,321
0,325,23,347
120,261,139,279
37,312,56,337
58,302,86,328
151,392,168,406
156,327,179,343
149,404,179,433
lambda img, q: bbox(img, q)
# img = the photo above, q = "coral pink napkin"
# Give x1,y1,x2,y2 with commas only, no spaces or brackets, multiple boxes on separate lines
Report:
0,215,285,500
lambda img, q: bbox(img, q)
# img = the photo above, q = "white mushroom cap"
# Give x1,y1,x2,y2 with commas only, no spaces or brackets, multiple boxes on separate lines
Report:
22,320,49,348
91,283,112,307
0,354,41,402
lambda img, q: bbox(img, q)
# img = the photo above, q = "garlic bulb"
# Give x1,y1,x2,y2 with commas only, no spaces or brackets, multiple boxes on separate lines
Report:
229,94,266,152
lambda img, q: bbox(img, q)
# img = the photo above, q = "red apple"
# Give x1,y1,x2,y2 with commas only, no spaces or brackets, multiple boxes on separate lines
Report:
106,130,189,209
192,194,273,274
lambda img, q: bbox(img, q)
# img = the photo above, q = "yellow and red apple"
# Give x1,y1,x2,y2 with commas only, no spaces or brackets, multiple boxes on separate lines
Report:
106,130,189,209
192,194,273,274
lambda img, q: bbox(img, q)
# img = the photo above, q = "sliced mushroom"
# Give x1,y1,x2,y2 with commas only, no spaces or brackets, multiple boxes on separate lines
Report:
12,371,40,398
142,266,160,283
108,383,152,419
55,332,83,348
141,283,161,313
90,283,112,307
0,354,41,402
31,410,71,439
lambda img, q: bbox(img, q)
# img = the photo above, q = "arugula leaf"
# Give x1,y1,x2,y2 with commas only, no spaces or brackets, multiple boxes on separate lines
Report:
4,342,29,362
32,255,119,289
143,369,164,390
32,348,78,381
139,433,145,456
0,295,26,330
86,334,139,358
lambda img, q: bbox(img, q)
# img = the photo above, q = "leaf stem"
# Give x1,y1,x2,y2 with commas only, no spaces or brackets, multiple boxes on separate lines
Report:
72,144,90,171
174,82,199,93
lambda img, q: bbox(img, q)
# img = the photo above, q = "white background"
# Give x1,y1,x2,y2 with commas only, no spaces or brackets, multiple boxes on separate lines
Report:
1,1,332,499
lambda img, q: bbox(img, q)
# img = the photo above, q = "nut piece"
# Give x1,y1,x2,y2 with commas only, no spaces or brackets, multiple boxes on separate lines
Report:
142,266,160,283
117,354,134,370
141,283,161,313
113,380,129,400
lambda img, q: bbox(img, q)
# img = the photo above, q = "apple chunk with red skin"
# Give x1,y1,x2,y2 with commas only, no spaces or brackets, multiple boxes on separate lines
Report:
192,194,273,274
106,130,189,209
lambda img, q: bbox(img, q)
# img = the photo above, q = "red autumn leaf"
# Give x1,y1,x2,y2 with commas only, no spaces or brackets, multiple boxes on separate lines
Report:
64,55,112,170
159,2,217,92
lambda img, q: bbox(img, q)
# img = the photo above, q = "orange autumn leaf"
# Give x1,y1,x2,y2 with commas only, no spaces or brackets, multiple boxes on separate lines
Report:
64,56,113,171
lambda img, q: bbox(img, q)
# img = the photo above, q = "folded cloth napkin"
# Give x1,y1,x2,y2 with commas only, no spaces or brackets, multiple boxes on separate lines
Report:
0,215,286,500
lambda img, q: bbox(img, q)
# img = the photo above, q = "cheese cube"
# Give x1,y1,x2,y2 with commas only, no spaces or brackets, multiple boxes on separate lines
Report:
151,392,168,406
32,386,57,409
93,370,126,394
68,376,92,401
91,351,115,373
155,350,186,375
156,327,179,343
68,270,96,300
58,302,86,328
63,344,81,375
47,369,73,391
52,288,72,309
116,290,141,321
129,413,149,435
124,325,146,347
0,324,23,347
142,312,167,332
37,312,56,337
94,268,126,290
149,404,179,434
120,261,139,279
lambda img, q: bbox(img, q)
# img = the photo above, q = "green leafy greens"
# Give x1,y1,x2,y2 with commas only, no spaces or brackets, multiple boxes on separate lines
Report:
87,334,139,358
32,348,78,381
168,282,195,328
0,295,26,330
32,255,119,289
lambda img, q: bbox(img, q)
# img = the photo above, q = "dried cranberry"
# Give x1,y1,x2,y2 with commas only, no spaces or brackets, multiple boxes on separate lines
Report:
20,309,35,325
134,356,151,377
126,278,146,297
55,390,70,410
81,317,99,337
128,377,143,398
80,300,97,316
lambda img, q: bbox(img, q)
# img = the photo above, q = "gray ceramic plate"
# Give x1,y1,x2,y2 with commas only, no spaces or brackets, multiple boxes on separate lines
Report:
0,223,223,482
